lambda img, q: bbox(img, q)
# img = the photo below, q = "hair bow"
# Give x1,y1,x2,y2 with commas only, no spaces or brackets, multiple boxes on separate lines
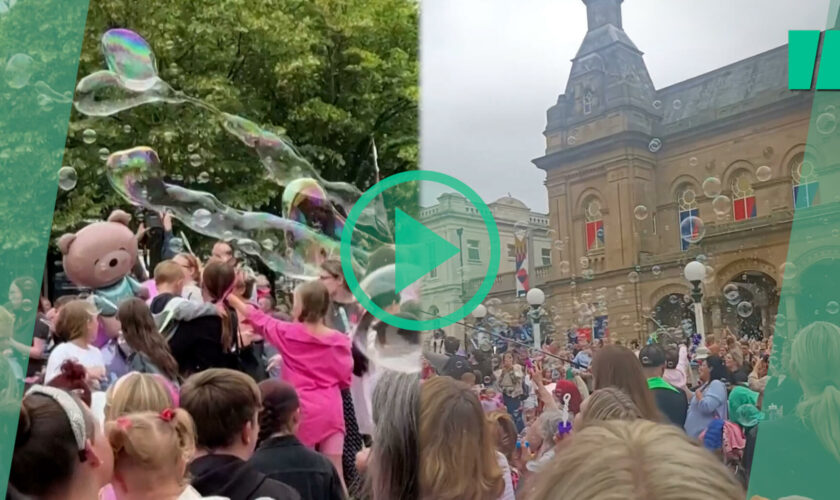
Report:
160,408,175,422
116,417,132,430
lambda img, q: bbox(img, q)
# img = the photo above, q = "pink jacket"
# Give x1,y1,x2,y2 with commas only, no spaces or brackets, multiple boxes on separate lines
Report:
246,309,353,447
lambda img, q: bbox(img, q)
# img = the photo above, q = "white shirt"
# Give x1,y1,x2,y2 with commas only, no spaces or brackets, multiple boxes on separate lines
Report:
44,341,105,383
496,452,515,500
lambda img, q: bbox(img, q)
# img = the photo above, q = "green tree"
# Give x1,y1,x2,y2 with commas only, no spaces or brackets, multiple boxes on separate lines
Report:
55,0,418,246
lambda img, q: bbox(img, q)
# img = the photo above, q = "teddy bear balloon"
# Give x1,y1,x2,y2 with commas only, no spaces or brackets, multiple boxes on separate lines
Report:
58,210,148,341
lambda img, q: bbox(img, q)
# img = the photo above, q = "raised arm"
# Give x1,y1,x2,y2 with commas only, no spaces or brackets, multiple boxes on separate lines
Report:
227,294,290,352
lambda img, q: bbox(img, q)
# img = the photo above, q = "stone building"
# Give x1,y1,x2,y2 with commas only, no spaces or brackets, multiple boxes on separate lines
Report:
478,0,837,343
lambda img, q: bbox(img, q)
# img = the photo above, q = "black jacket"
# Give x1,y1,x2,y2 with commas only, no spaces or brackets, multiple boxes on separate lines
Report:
150,293,238,377
190,454,301,500
250,435,345,500
650,386,688,428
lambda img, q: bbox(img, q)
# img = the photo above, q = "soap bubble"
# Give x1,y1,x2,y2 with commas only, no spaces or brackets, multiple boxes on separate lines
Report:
688,157,698,167
261,238,276,251
579,256,590,269
779,261,797,280
652,100,662,109
712,195,731,215
568,136,577,146
513,221,528,237
628,271,640,283
648,138,662,153
558,261,570,274
82,128,97,144
169,237,184,253
755,165,772,182
634,205,648,220
123,124,132,133
101,28,160,91
188,143,198,152
669,295,680,305
4,53,34,89
582,269,595,280
553,239,565,251
237,238,261,255
58,166,77,191
672,99,682,110
679,216,705,244
197,171,210,184
702,177,722,197
827,301,840,315
723,283,740,302
615,285,625,298
621,315,630,326
652,265,661,276
189,154,203,167
98,147,110,162
816,112,837,135
736,301,753,318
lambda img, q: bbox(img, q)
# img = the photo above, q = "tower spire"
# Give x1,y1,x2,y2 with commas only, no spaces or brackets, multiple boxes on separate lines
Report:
582,0,623,31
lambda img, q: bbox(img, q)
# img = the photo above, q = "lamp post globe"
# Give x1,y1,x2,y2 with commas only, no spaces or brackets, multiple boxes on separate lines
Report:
526,288,545,307
683,260,706,282
472,304,487,319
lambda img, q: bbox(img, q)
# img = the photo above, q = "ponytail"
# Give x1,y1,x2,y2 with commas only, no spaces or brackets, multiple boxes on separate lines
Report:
796,384,840,462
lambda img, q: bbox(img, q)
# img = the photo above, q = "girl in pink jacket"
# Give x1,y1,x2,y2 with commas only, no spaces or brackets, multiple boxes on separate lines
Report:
227,280,353,487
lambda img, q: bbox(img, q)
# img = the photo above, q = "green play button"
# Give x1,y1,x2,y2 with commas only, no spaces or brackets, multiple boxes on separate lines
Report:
340,170,501,331
394,208,460,293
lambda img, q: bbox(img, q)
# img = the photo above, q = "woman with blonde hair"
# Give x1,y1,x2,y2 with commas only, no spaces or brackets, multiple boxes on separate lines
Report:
573,387,642,431
591,345,661,422
748,321,840,499
526,419,744,500
420,376,513,500
106,409,213,499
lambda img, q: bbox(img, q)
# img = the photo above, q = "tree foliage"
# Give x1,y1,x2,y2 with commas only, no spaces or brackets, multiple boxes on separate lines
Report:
55,0,418,246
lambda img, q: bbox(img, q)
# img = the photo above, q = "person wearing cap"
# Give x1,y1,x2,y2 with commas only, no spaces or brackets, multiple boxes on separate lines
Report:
639,344,687,427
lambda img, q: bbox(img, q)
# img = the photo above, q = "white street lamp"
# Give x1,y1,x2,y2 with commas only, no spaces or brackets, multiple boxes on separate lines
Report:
472,304,487,319
526,288,546,348
683,261,707,344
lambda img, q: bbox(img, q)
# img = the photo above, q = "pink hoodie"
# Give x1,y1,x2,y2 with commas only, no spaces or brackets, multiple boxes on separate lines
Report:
246,309,353,447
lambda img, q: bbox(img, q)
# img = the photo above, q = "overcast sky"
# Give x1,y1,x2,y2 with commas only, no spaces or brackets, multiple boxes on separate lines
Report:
421,0,834,213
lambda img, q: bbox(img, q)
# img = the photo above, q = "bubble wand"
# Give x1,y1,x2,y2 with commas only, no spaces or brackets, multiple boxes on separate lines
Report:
557,393,573,436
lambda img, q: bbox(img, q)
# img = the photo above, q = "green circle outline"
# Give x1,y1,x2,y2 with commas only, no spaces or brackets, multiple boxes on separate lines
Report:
340,170,501,331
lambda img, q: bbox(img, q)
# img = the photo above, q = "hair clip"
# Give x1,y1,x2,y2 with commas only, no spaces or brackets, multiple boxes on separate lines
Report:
160,408,175,422
557,392,573,436
116,417,132,430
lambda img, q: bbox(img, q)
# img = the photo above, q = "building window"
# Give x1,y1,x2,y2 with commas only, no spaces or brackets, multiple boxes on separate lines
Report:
584,199,604,252
467,239,480,262
541,248,551,266
583,91,593,115
792,153,818,209
507,243,515,259
677,187,699,251
732,172,756,221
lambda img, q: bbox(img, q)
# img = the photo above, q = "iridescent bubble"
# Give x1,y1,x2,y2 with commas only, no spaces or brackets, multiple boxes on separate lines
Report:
816,112,837,135
696,254,707,263
774,313,787,327
189,154,203,167
58,166,77,191
582,269,595,280
702,177,722,197
652,265,661,276
197,171,210,184
669,295,680,305
615,285,625,297
737,301,753,318
74,69,183,117
237,238,261,255
568,136,577,146
712,195,731,215
558,261,570,274
827,301,840,315
672,99,682,110
634,205,648,220
579,256,590,269
679,216,705,244
169,237,184,253
37,94,53,109
282,177,342,237
628,271,640,283
652,99,662,109
780,261,797,280
261,238,276,251
4,53,34,89
755,165,772,182
123,124,132,133
723,283,740,303
688,157,698,167
98,147,110,162
553,239,565,251
633,322,642,332
187,143,198,153
82,128,97,144
648,138,662,153
621,315,630,326
101,28,159,91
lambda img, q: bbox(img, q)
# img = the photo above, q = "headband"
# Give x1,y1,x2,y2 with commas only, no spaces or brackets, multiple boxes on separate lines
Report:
26,385,86,452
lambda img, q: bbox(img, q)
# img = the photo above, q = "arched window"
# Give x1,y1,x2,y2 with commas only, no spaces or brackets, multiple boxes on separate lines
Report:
732,171,756,221
584,199,604,252
677,186,698,251
583,90,593,115
791,153,818,209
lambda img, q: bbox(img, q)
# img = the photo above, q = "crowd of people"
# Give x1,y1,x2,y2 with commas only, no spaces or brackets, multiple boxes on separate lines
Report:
2,231,839,499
